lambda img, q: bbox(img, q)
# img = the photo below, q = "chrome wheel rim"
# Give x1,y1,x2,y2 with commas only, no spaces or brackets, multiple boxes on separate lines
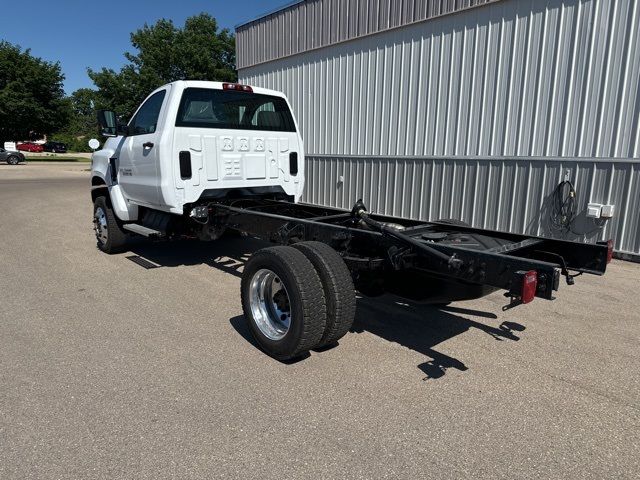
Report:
249,268,292,340
94,206,108,245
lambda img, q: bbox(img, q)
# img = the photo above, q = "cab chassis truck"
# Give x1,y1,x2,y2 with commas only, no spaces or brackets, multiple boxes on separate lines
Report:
91,81,612,361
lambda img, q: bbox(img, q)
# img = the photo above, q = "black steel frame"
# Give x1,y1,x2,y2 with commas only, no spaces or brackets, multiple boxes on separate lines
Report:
207,199,609,303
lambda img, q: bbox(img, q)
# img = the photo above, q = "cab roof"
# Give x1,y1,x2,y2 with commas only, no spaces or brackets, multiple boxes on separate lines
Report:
166,80,286,99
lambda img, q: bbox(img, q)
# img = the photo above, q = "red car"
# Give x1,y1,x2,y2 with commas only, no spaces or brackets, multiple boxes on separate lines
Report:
17,142,44,153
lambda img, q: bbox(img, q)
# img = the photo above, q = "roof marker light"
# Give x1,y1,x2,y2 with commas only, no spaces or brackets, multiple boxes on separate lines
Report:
223,83,253,92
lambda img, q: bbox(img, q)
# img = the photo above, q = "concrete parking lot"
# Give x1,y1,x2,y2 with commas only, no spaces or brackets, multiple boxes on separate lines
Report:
1,163,639,479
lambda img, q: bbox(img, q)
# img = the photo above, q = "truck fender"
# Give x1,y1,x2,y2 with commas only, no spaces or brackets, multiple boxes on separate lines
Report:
91,137,138,222
91,174,138,222
108,185,138,222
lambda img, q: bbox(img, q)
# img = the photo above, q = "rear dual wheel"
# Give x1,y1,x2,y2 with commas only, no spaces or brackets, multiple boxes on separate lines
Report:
241,246,327,360
240,242,356,360
292,242,356,348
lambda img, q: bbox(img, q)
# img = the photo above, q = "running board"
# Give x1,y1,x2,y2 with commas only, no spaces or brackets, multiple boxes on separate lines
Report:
123,223,164,238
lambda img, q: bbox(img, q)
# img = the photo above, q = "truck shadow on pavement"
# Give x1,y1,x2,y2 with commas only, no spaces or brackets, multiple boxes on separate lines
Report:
125,235,268,277
352,296,525,379
229,300,524,378
125,238,525,379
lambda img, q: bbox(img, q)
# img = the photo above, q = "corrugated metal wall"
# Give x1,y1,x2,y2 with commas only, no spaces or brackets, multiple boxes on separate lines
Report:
303,155,640,255
236,0,500,69
238,0,640,256
241,0,640,158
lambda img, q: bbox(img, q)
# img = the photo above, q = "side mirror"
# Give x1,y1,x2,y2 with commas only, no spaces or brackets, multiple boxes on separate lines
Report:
97,110,129,137
97,110,117,137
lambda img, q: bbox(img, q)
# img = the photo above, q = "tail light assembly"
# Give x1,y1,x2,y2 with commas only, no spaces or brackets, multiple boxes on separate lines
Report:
503,270,538,310
520,270,538,304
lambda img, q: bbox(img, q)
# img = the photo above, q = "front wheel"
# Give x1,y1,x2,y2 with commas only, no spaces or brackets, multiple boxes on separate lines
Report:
93,196,128,254
7,156,20,165
241,246,327,360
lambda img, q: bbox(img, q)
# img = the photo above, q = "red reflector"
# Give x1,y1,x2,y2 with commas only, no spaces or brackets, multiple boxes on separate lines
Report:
521,270,537,304
222,83,253,93
606,239,614,263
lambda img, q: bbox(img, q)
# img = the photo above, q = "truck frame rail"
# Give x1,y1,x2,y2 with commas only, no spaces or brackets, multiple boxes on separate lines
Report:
205,199,611,308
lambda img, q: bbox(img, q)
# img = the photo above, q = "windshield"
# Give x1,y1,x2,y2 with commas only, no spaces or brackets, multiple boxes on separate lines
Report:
175,88,296,132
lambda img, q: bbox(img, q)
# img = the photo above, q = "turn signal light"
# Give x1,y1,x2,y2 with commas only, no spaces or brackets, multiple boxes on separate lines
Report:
521,270,538,304
223,83,253,92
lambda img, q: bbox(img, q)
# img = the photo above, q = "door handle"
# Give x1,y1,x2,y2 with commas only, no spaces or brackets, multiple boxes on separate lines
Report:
143,142,154,149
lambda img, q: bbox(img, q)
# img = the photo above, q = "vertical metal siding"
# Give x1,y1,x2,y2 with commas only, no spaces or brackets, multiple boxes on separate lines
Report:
236,0,502,69
241,0,640,159
300,156,640,255
238,0,640,256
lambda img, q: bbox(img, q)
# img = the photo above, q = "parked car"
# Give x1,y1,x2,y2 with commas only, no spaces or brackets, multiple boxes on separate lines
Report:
0,147,25,165
17,142,44,153
42,141,67,153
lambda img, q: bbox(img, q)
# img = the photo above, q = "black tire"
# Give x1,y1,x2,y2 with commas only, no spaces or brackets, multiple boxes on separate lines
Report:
241,246,327,360
7,155,19,165
93,196,128,254
292,241,356,348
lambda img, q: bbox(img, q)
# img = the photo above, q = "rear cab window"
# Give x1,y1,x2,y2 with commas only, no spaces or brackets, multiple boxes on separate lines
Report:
175,88,296,132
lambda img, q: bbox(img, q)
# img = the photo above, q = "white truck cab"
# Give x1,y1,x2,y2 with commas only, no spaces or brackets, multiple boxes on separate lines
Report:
91,81,304,227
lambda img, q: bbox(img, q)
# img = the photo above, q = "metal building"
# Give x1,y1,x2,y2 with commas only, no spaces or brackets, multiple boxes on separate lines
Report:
236,0,640,259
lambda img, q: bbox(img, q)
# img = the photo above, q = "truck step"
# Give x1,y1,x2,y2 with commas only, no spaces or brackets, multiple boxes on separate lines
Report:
123,223,165,238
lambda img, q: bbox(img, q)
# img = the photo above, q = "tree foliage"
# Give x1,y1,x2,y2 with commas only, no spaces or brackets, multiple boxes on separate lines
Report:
89,13,236,120
0,41,69,144
50,88,99,152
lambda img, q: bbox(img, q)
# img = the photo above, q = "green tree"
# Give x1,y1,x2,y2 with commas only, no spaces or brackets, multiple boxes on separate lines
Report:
89,13,236,120
0,41,69,144
50,88,100,152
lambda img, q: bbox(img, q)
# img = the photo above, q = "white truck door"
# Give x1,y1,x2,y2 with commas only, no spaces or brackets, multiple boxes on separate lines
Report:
118,88,168,206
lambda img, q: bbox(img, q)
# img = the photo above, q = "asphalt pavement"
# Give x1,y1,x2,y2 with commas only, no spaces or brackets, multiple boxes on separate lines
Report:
1,163,638,479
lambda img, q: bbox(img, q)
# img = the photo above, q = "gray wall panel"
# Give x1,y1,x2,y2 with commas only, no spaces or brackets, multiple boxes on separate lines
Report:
302,155,640,255
237,0,501,69
240,0,640,159
237,0,640,256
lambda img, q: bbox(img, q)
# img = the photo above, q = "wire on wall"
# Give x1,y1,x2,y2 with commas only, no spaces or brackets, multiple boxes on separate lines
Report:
549,180,578,233
549,180,606,237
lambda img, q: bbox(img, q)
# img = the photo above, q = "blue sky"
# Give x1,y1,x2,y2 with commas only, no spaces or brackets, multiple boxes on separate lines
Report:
1,0,287,94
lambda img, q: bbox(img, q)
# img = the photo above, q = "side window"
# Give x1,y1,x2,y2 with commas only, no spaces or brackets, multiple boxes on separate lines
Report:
130,90,166,135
